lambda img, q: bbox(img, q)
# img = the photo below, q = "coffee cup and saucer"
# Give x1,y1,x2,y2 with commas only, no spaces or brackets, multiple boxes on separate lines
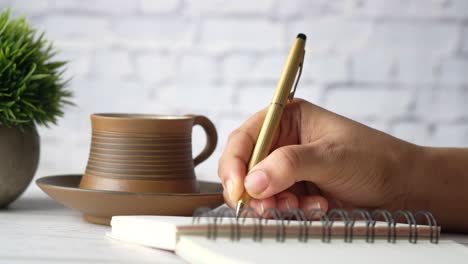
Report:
36,113,224,225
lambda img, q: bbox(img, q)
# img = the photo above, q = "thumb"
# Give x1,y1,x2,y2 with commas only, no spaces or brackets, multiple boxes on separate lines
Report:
244,144,326,200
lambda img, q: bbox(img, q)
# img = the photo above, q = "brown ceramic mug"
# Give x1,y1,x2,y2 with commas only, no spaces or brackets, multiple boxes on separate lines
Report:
79,114,217,193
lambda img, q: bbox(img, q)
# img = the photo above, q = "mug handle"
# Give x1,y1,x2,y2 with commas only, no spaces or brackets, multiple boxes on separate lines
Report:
191,115,218,167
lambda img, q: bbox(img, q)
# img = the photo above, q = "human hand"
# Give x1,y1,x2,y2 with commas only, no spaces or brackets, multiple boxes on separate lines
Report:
218,99,420,216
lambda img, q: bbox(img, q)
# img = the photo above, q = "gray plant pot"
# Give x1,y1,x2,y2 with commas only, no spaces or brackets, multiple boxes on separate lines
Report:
0,125,40,208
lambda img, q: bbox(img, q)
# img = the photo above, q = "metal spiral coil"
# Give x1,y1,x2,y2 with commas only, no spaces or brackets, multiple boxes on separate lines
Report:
192,208,439,244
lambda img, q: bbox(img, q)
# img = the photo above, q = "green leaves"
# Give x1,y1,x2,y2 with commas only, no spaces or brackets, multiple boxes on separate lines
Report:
0,9,73,128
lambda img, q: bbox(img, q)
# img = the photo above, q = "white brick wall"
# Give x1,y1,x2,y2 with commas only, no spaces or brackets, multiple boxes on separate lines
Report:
323,88,414,121
2,0,468,182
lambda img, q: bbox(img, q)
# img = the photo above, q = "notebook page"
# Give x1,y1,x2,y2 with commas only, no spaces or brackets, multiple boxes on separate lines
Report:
175,237,468,264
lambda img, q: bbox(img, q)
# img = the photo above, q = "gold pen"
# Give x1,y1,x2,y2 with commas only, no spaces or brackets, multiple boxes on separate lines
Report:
235,33,307,218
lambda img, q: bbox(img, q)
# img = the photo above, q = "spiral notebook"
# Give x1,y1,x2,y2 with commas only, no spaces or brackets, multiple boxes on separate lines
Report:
110,209,468,264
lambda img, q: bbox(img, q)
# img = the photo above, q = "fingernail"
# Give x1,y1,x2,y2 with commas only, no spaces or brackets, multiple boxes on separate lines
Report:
244,170,268,195
305,201,321,212
225,179,233,198
278,197,291,211
250,200,265,215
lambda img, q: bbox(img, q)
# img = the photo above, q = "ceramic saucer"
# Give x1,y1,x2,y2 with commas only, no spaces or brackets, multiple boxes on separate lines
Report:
36,174,224,225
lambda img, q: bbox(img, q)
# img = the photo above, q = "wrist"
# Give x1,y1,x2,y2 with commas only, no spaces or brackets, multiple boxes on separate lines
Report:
384,141,426,211
405,146,468,232
401,145,433,211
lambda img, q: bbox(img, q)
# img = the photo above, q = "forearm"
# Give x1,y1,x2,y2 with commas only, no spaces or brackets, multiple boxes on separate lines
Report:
407,146,468,233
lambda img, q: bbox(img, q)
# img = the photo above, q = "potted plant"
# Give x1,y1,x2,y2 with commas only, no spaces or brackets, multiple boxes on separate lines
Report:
0,9,72,207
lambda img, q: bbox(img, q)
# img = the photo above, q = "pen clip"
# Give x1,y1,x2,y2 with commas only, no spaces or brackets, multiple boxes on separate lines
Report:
288,49,305,101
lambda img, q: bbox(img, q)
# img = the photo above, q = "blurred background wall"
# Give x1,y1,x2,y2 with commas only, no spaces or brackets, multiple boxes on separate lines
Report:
1,0,468,183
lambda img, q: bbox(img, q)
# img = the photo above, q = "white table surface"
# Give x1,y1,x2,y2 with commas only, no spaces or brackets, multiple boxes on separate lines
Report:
0,183,185,264
2,182,468,264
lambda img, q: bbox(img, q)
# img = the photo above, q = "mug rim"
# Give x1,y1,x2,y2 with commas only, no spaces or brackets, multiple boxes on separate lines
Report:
92,113,194,120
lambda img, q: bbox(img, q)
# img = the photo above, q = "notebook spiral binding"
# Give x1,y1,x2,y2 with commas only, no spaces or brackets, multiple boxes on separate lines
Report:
192,207,439,244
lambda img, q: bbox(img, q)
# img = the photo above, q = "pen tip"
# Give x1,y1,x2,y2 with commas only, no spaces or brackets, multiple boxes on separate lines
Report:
235,202,244,219
297,33,307,40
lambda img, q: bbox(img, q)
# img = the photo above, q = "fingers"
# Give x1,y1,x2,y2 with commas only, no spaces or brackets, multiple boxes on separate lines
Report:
219,99,314,208
221,157,245,204
299,195,328,214
248,193,328,219
218,110,267,205
250,196,277,215
244,144,327,200
249,191,300,215
276,191,299,212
